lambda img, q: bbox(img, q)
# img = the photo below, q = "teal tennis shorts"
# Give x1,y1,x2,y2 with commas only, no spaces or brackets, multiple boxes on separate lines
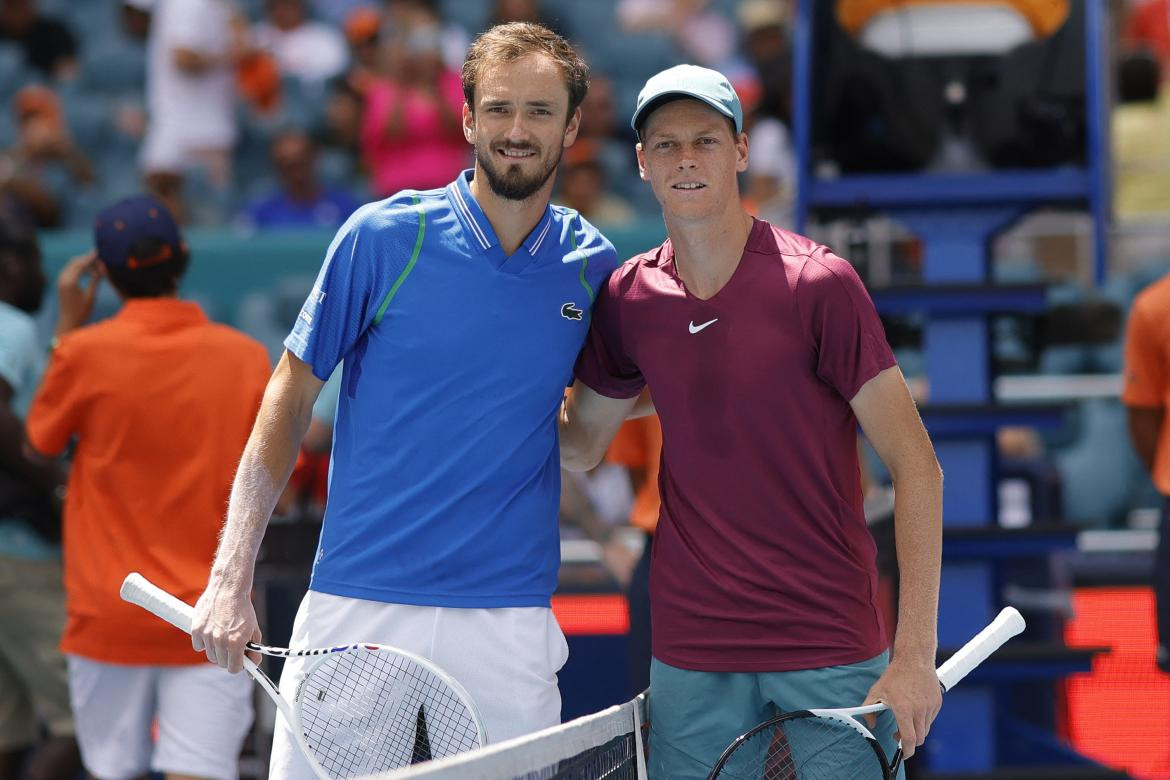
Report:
648,651,902,780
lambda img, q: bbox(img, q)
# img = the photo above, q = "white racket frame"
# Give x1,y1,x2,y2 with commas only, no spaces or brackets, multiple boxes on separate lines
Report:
710,606,1027,779
120,572,486,780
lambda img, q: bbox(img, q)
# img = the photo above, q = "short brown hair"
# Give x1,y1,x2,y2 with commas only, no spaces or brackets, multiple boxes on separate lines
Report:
462,22,589,118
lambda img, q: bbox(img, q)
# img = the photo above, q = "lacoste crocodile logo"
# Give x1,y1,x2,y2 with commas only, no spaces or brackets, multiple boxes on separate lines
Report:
561,303,584,321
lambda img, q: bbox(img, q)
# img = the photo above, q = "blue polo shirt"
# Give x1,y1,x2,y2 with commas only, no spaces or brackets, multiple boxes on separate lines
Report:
286,169,619,607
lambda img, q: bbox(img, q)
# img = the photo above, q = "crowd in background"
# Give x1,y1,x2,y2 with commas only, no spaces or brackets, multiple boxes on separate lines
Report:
9,0,1170,776
0,0,794,233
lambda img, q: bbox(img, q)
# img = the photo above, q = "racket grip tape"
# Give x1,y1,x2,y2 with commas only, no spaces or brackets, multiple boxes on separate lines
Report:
936,607,1025,692
120,572,196,634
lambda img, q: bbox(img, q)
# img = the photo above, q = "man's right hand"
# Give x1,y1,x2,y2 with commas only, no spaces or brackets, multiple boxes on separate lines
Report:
55,251,103,337
191,578,262,674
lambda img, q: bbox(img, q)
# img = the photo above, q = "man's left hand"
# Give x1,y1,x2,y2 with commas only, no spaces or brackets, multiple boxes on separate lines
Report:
862,655,943,760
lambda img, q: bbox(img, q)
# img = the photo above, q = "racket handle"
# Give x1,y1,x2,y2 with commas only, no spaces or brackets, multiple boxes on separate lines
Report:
122,573,275,725
936,606,1025,692
120,572,195,634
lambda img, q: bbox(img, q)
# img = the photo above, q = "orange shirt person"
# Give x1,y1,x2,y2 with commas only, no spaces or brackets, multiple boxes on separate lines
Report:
606,415,662,535
1123,272,1170,672
25,195,271,780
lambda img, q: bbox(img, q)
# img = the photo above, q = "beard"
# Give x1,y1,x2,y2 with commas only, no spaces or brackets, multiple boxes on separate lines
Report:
476,140,563,201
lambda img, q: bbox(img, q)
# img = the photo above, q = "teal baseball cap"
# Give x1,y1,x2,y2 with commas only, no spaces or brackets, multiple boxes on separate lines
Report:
631,64,744,136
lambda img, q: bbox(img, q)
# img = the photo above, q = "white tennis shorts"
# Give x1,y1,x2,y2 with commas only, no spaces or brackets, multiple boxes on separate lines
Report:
269,590,569,779
67,655,253,780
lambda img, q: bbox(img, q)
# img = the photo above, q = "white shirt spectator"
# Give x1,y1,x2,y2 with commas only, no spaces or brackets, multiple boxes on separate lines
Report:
252,17,348,86
747,116,796,230
0,300,41,417
618,0,737,67
0,299,53,560
140,0,237,174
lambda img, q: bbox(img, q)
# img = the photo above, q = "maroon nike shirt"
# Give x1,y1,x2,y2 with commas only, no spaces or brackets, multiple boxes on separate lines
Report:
575,219,896,672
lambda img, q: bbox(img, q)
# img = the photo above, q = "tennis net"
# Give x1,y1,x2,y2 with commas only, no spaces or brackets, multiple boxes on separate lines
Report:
373,693,647,780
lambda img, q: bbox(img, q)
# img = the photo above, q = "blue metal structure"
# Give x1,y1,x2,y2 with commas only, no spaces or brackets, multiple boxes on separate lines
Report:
792,0,1111,773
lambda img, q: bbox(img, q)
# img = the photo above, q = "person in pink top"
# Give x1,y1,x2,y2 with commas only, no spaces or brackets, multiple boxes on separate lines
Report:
359,11,467,196
559,65,944,779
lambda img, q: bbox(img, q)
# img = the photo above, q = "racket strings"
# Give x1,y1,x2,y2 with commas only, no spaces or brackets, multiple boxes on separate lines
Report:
297,650,480,777
715,716,887,780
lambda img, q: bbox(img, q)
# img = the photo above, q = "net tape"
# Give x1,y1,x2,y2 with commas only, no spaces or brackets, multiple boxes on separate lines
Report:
367,693,647,780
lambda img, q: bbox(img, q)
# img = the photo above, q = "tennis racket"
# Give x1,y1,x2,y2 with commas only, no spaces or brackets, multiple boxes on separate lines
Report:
707,607,1026,780
120,572,486,780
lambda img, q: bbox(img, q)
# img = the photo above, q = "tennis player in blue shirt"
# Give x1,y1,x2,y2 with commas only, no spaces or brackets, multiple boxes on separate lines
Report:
189,22,619,777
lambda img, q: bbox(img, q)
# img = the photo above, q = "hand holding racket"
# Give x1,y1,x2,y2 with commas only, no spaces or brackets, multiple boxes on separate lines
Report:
120,572,486,780
707,607,1025,780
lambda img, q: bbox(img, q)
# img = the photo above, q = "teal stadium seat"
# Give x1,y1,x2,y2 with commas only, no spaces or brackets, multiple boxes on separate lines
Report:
78,45,146,97
438,0,489,35
62,92,114,155
0,44,36,103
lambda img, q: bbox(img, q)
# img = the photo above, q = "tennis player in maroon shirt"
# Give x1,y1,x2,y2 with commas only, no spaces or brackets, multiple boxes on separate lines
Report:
560,65,944,779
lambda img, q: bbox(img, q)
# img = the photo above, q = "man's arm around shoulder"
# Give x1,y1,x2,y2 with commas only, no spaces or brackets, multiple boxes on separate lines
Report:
850,366,944,759
559,382,640,472
191,350,324,673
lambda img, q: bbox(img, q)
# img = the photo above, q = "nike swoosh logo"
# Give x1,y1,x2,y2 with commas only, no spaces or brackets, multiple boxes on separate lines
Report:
688,318,718,334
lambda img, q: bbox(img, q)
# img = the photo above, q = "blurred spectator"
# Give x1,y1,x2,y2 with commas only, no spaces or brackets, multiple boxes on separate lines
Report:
0,86,96,228
560,463,634,540
743,89,796,230
573,74,640,199
490,0,569,39
557,148,635,227
0,218,82,780
0,0,77,81
743,119,795,229
141,0,248,222
235,47,282,116
578,75,619,144
322,78,363,167
618,0,738,68
120,0,152,42
359,6,466,196
1113,49,1170,222
320,9,374,181
384,0,469,74
241,129,360,229
99,1,152,158
1125,0,1170,74
738,0,791,124
308,0,368,27
252,0,349,89
342,6,382,91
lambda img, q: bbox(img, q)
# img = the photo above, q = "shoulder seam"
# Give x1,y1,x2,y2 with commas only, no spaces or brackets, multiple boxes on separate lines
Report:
373,194,426,325
791,249,843,348
568,214,596,305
